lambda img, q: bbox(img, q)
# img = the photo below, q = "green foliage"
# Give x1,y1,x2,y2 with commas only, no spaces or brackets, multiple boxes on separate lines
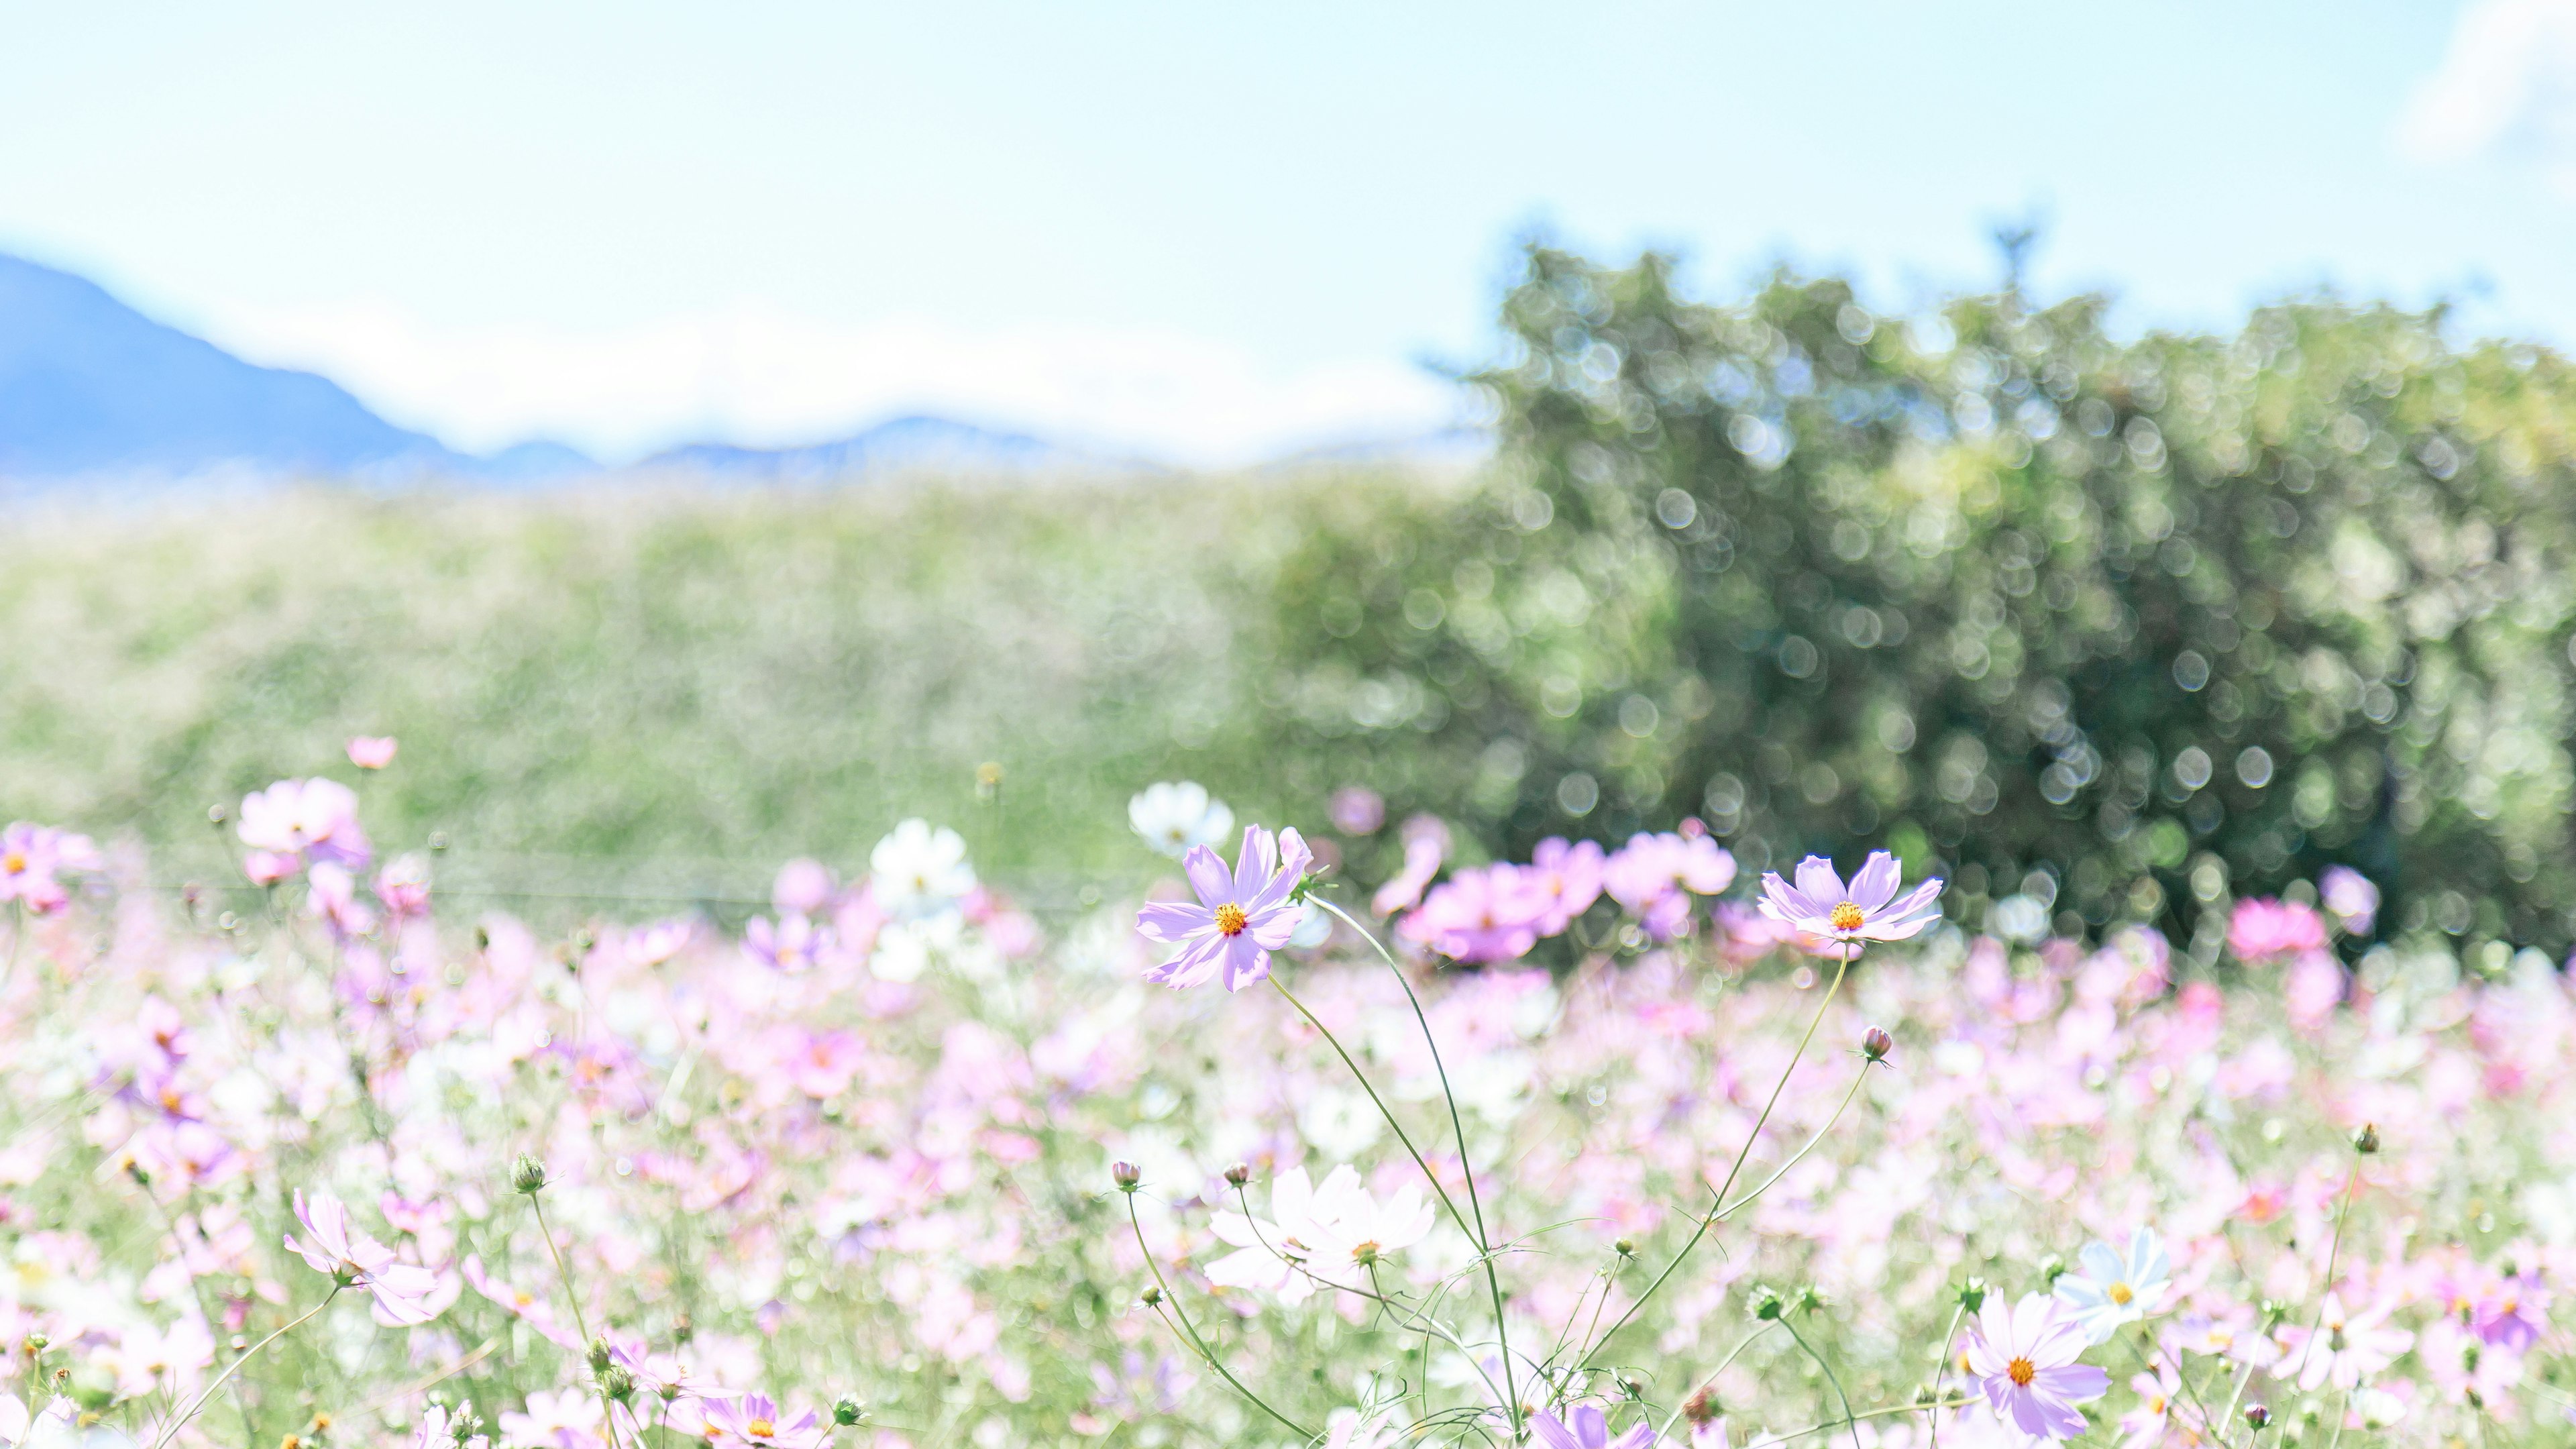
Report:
1265,244,2576,953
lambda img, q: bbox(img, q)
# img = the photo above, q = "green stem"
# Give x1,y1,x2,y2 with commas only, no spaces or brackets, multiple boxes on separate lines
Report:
1653,1322,1778,1443
1124,1193,1314,1440
2286,1158,2361,1389
150,1286,339,1449
533,1195,627,1449
1577,943,1855,1371
1925,1302,1966,1449
1311,897,1520,1436
1781,1318,1863,1449
1772,1398,1980,1444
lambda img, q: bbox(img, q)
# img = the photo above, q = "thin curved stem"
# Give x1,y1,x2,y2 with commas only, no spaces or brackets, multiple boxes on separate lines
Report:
1925,1302,1966,1449
1578,945,1854,1371
1309,897,1521,1436
1124,1193,1315,1440
1266,971,1519,1432
150,1286,339,1449
533,1195,627,1449
1654,1322,1778,1443
2285,1158,2362,1387
1781,1318,1863,1449
1772,1398,1979,1444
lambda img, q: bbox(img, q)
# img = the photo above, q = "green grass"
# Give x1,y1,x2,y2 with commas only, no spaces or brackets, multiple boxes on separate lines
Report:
0,471,1440,907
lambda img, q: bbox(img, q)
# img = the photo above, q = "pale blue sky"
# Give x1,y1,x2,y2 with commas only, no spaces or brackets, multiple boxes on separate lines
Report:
2,1,2568,462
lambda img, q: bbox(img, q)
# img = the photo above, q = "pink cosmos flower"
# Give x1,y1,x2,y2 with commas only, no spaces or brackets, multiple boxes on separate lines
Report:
1530,1405,1656,1449
1135,825,1312,991
773,858,837,916
238,777,372,871
1756,851,1943,947
2277,1293,2412,1391
1964,1291,2108,1440
2226,898,2327,963
1371,816,1449,914
1524,837,1606,935
0,823,96,914
1401,863,1545,963
499,1389,607,1449
701,1393,828,1449
283,1189,445,1326
745,913,832,973
374,854,433,917
346,736,398,769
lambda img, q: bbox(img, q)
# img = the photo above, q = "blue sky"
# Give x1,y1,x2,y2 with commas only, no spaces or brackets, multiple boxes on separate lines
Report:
3,1,2570,464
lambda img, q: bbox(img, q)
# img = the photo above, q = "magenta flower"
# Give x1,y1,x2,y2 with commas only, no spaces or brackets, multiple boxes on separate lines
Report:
284,1189,445,1326
1530,1405,1657,1449
1136,826,1311,991
1963,1291,2107,1440
2227,898,2328,963
702,1394,828,1449
1401,863,1546,963
1756,851,1942,946
1524,837,1605,934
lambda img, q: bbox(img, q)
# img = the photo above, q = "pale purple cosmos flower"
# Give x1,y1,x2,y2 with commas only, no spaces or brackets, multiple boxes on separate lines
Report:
284,1188,445,1326
702,1393,828,1449
2318,865,2379,936
1963,1291,2107,1440
1136,826,1311,991
1401,863,1545,963
2475,1270,2550,1352
1530,1404,1657,1449
346,735,398,769
1605,831,1737,941
1756,851,1942,946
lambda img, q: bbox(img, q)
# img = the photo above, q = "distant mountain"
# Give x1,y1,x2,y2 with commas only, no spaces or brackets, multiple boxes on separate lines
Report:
0,253,468,480
637,414,1130,480
478,438,599,484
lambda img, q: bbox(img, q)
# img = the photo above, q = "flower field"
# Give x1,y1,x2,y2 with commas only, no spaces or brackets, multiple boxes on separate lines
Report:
0,755,2567,1449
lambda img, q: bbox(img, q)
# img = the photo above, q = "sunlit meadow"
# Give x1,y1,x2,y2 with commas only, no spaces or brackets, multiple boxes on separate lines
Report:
0,744,2565,1449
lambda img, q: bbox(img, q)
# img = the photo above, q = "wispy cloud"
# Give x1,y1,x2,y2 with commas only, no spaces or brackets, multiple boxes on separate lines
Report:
197,299,1465,468
2398,0,2576,186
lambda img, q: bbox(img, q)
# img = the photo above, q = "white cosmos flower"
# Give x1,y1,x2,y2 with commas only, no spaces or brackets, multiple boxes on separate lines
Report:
1128,782,1236,859
868,818,975,920
1205,1165,1435,1304
2054,1226,2174,1343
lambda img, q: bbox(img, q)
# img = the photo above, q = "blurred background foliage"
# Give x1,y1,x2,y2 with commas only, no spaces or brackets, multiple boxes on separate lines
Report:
1267,244,2576,957
10,242,2576,956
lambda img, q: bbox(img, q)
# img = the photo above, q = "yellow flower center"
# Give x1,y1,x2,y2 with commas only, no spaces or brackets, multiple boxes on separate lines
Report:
747,1421,775,1440
0,851,23,875
1215,902,1249,936
2108,1281,2134,1305
2006,1357,2035,1388
1829,902,1866,931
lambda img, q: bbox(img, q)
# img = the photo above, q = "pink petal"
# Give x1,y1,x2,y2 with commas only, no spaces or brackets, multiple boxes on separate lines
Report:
1847,851,1901,912
1134,901,1213,944
1181,845,1234,909
1792,855,1845,912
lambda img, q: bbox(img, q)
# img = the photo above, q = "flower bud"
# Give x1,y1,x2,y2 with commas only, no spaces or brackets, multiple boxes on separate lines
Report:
1614,1238,1635,1258
2352,1122,2380,1155
1111,1161,1142,1193
21,1334,44,1355
1750,1285,1786,1321
1140,1285,1163,1307
1861,1025,1893,1062
587,1337,613,1373
1682,1389,1719,1426
207,804,230,826
1956,1277,1987,1313
672,1312,693,1344
1224,1163,1251,1187
512,1154,550,1194
833,1397,867,1428
2243,1404,2270,1430
600,1365,635,1402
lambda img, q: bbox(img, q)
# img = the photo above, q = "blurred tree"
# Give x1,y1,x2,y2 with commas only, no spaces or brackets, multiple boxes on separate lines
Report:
1265,243,2576,957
